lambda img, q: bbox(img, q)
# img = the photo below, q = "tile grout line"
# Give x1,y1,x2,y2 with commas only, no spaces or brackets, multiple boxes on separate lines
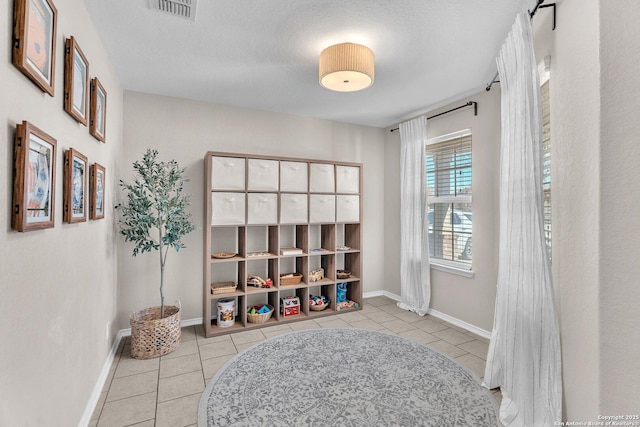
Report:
154,349,161,427
196,324,210,425
158,391,205,406
101,390,158,405
124,418,155,427
196,324,207,410
112,368,162,381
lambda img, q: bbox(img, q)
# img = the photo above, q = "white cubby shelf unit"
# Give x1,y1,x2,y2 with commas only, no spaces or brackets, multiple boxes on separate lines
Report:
204,152,363,337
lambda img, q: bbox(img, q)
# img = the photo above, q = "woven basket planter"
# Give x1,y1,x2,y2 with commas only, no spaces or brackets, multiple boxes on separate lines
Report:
130,305,181,359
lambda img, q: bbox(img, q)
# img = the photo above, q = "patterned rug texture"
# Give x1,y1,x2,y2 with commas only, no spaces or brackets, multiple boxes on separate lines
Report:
198,328,498,426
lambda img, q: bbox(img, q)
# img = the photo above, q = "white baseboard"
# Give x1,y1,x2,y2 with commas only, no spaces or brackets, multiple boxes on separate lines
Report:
363,290,401,300
362,290,491,339
78,317,204,426
426,308,492,339
78,328,127,427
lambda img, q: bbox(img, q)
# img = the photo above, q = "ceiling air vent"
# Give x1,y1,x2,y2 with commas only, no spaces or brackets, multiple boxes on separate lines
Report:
152,0,197,21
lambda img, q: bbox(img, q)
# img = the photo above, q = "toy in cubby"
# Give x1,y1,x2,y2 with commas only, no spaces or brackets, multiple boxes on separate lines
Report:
247,305,271,315
309,294,330,311
247,275,273,288
336,282,360,311
309,268,324,282
280,295,300,317
247,304,274,324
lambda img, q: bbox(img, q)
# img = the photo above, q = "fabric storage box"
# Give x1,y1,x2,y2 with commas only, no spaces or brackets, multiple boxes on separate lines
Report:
280,194,308,224
309,163,335,193
247,193,278,224
211,156,245,190
280,161,308,192
336,195,360,222
211,192,245,225
248,159,279,191
336,166,360,194
280,296,300,317
309,195,335,223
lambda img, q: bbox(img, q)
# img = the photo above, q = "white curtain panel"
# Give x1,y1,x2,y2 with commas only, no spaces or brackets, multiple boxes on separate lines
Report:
483,13,562,427
398,116,431,315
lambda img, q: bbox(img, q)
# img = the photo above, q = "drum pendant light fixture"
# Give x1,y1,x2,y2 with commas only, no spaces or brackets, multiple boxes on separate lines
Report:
319,43,375,92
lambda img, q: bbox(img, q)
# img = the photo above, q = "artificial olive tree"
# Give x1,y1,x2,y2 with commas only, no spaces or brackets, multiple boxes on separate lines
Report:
117,149,195,318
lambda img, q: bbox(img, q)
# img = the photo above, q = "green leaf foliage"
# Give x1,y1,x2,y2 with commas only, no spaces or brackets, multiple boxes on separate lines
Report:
116,150,196,316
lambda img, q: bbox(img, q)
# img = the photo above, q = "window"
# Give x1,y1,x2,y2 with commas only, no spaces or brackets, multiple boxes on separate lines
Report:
541,79,551,259
426,130,472,269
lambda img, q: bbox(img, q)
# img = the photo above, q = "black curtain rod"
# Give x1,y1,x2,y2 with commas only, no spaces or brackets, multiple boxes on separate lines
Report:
529,0,545,18
485,0,557,92
389,101,477,133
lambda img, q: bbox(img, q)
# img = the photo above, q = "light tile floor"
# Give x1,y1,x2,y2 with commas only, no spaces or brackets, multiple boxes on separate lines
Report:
91,296,502,427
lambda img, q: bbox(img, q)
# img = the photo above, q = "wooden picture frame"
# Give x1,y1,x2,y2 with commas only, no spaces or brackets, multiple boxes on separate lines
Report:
64,37,89,125
90,163,106,220
12,121,57,231
12,0,57,96
90,78,107,142
63,148,88,223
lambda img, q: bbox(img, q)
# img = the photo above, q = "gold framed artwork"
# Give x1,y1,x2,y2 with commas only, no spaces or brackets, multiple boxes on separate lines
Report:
64,36,89,125
63,148,88,223
90,78,107,142
12,0,57,95
90,163,106,220
12,121,57,232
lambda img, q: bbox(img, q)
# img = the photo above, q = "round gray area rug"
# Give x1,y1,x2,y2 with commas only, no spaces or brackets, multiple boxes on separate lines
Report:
198,328,498,426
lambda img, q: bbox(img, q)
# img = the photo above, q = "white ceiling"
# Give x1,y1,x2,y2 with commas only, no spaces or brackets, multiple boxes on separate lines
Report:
85,0,531,128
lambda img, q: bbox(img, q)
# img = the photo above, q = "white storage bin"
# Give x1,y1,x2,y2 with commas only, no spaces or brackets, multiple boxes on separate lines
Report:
336,195,360,222
247,193,278,224
309,163,335,193
309,195,335,223
211,192,245,225
211,156,245,190
280,161,308,192
248,159,279,191
336,166,360,194
280,194,308,224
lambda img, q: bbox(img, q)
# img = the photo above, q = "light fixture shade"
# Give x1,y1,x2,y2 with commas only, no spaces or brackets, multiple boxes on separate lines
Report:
319,43,374,92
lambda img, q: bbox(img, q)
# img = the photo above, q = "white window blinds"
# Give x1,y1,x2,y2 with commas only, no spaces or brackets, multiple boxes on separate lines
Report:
426,130,472,267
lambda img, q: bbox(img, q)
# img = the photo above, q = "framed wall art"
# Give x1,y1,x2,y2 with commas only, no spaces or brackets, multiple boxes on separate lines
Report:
12,121,57,232
90,163,105,220
64,36,89,125
63,148,88,223
90,78,107,142
12,0,57,96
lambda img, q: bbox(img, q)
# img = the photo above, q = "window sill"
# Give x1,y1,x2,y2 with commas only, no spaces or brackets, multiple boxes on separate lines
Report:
429,261,475,278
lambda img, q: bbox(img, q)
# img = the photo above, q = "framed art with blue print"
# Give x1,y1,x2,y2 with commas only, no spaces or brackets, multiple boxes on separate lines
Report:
12,121,57,232
90,163,105,220
64,148,88,223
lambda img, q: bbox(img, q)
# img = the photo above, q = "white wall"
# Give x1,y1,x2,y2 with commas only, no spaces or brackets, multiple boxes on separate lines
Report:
0,1,123,425
534,0,602,419
598,1,640,414
384,88,502,332
118,91,386,328
532,0,640,419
